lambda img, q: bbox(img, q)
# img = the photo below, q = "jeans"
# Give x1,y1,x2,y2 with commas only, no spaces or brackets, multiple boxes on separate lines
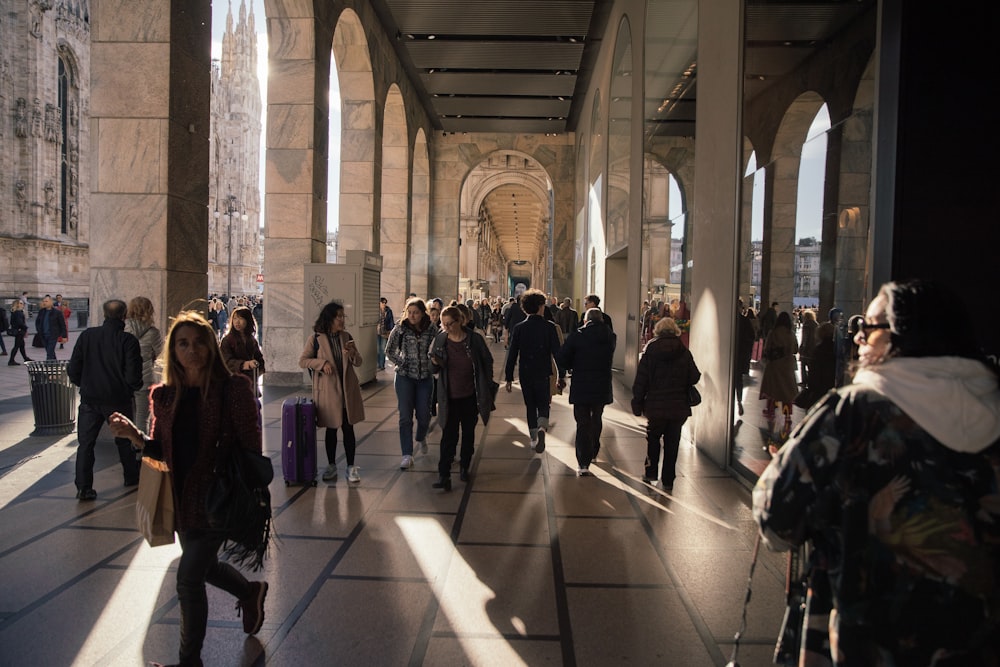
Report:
75,401,141,490
377,335,387,369
44,334,58,360
9,334,28,362
439,395,478,477
394,374,432,455
520,375,551,435
176,530,251,664
573,403,604,468
644,418,685,485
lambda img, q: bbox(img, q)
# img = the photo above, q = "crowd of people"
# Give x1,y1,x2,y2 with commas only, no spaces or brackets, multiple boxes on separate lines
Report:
5,279,997,665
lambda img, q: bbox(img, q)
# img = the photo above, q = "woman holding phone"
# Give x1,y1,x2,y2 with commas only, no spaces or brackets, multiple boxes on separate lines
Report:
299,301,365,483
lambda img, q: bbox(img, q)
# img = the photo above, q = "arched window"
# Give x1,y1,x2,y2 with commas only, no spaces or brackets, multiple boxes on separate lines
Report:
56,47,79,236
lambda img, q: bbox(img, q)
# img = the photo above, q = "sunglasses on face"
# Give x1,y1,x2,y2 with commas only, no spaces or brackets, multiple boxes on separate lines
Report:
848,315,891,337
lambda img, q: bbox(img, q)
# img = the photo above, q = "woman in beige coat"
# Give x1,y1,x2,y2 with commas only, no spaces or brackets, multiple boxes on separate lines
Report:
759,310,799,435
299,301,365,483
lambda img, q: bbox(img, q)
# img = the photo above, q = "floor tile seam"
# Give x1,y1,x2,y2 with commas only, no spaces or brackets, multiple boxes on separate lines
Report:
455,541,549,548
329,573,431,584
619,473,731,665
263,516,370,658
429,629,562,641
562,581,674,590
0,490,140,560
401,396,527,666
0,534,143,633
539,437,577,666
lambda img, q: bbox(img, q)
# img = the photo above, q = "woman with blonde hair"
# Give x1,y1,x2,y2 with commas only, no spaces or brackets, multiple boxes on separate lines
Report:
631,317,700,491
109,311,268,666
124,296,164,432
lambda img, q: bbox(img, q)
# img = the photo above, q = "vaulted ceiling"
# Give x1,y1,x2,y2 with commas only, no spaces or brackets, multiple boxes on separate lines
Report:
367,0,874,273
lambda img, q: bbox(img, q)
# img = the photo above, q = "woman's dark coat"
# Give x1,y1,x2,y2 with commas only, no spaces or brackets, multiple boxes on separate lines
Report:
430,330,496,425
631,334,700,419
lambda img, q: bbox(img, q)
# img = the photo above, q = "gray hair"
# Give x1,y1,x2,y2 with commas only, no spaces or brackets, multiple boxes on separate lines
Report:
583,307,604,324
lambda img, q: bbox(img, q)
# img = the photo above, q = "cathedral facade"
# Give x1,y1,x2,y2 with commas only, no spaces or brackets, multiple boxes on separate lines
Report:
209,1,262,298
0,0,91,303
0,0,262,305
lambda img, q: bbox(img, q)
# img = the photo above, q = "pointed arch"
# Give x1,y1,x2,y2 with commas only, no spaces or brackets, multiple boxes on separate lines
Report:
380,84,409,302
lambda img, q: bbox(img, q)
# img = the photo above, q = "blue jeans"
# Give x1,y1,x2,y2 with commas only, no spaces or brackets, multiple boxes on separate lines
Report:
44,334,58,360
394,374,432,455
377,335,387,369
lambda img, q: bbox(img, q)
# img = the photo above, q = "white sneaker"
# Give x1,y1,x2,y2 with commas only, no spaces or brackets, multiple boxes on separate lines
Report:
322,464,338,481
576,467,591,477
534,428,546,453
348,466,361,483
400,455,413,470
418,440,428,455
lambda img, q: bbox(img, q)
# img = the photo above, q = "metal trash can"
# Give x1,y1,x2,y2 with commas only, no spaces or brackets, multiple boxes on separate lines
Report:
25,360,77,436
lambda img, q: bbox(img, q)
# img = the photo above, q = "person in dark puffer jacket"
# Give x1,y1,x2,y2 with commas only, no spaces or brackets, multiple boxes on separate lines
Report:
631,316,700,491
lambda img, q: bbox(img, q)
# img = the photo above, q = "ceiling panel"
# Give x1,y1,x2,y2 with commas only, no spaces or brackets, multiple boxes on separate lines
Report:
405,41,585,71
433,97,572,119
421,72,578,98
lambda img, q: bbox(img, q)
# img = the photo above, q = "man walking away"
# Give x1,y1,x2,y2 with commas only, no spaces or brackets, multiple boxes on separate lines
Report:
554,297,578,335
504,289,564,453
377,296,394,370
557,308,616,475
67,299,143,500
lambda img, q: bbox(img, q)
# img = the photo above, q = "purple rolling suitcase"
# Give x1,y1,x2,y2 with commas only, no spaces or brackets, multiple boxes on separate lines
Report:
281,396,318,486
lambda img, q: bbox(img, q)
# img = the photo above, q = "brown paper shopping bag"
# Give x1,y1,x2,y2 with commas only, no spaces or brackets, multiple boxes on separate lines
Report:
136,456,175,547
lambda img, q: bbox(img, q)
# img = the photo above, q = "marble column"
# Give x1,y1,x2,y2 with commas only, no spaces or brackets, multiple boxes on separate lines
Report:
90,0,212,330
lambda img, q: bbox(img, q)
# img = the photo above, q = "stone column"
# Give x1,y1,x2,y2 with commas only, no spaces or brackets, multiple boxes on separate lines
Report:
90,0,212,330
262,13,329,386
689,0,742,466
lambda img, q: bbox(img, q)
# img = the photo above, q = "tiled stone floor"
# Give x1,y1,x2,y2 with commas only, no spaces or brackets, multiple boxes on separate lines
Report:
0,333,787,666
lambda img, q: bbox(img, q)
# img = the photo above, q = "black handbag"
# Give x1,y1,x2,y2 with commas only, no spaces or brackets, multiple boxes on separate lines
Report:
205,386,274,571
206,442,273,571
32,332,44,348
687,385,702,407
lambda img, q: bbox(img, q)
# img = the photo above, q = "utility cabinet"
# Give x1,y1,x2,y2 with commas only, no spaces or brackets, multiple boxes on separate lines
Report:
304,251,382,384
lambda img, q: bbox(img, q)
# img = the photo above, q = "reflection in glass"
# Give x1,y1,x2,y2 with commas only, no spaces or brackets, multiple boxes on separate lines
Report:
732,0,878,479
607,20,632,255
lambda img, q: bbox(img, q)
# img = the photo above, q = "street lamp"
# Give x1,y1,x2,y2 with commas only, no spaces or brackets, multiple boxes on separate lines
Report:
214,193,248,297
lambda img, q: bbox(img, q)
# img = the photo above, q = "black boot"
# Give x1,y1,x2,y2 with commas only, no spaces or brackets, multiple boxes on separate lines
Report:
460,467,470,482
432,476,452,492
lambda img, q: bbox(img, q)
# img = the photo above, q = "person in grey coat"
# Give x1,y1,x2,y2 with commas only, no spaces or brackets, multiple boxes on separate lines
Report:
429,305,495,490
557,308,616,475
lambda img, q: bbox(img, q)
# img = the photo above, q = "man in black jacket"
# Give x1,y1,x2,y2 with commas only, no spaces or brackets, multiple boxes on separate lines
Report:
557,308,616,475
68,299,143,500
504,289,563,453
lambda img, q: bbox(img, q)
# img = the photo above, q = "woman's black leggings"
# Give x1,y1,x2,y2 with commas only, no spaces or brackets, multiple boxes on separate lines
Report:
325,408,356,466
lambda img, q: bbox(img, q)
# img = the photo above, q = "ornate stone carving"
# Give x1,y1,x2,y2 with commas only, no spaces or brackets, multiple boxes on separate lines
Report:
14,98,29,138
45,103,58,142
43,180,54,214
68,202,78,229
68,163,77,196
15,179,27,212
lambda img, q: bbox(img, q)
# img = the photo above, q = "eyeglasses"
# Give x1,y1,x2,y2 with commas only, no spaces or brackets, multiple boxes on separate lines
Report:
848,315,890,338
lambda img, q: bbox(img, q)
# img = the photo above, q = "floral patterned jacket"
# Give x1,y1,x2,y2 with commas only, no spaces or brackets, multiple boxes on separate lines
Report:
754,382,1000,665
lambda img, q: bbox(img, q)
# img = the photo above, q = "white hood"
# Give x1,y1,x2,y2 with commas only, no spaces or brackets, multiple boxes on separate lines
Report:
853,357,1000,453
